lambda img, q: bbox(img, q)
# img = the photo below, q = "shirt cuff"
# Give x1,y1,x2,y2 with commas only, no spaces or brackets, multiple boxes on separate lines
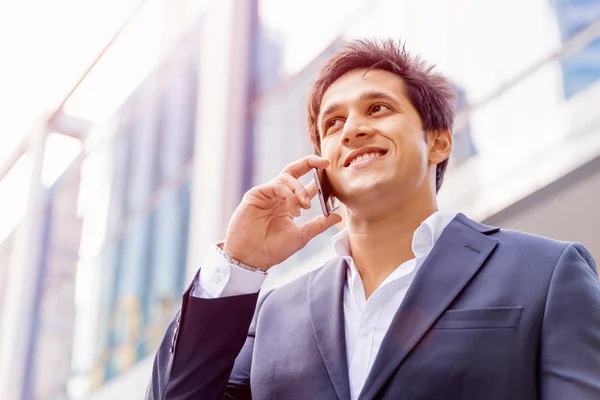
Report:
193,244,268,298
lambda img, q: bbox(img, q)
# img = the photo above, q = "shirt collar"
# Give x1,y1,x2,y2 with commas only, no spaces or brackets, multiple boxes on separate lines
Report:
331,209,457,262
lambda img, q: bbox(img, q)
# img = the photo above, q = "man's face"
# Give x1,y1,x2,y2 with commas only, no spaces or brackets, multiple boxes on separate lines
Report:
318,68,444,210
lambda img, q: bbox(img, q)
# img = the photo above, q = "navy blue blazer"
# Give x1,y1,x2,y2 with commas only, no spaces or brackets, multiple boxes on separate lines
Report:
147,213,600,399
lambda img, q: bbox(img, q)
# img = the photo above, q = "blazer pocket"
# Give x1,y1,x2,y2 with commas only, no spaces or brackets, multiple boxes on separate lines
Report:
433,306,523,330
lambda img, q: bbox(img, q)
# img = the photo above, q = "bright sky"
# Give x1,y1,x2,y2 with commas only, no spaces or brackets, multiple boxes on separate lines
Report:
0,0,154,242
0,0,139,160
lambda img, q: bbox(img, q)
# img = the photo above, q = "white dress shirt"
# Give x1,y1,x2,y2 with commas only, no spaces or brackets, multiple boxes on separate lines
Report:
192,210,456,399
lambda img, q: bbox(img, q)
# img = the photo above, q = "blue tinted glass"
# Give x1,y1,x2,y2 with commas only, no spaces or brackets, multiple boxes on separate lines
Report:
144,179,191,348
107,216,150,370
550,0,600,98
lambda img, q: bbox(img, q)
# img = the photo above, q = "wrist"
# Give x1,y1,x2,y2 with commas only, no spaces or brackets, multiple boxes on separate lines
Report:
218,242,269,273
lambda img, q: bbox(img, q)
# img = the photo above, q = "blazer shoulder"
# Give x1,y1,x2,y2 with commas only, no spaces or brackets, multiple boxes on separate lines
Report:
490,228,599,279
493,228,572,257
455,213,576,264
458,213,574,260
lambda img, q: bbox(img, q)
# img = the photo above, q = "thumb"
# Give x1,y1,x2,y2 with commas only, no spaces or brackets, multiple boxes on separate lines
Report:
300,213,343,247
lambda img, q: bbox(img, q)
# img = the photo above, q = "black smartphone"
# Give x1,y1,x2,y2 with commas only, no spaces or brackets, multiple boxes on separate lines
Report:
312,167,340,216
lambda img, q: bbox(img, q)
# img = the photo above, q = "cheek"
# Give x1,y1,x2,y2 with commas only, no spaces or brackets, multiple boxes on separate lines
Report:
394,136,429,171
321,140,339,161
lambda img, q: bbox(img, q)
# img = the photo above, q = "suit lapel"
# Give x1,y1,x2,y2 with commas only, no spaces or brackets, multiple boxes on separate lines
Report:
308,258,351,400
358,214,499,400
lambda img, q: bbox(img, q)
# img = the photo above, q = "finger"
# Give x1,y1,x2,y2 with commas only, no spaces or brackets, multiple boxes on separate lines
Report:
279,173,311,209
299,213,343,247
281,155,329,179
272,182,301,217
306,180,318,199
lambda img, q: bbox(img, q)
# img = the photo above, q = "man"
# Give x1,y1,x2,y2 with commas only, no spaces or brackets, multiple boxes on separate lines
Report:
147,39,600,399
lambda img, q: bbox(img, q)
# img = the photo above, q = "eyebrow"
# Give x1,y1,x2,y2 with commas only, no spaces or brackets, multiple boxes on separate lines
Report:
318,90,399,126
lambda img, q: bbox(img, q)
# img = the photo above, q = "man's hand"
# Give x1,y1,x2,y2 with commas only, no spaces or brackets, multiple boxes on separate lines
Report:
223,155,342,272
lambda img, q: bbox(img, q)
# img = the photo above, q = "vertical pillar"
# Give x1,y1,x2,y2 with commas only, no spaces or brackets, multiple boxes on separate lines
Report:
0,117,48,400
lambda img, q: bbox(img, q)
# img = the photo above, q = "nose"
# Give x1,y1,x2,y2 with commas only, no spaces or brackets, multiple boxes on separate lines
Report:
340,113,375,145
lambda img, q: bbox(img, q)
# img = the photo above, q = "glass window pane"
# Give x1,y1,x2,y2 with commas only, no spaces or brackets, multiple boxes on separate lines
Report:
144,178,191,350
550,0,600,98
125,109,160,212
155,59,198,184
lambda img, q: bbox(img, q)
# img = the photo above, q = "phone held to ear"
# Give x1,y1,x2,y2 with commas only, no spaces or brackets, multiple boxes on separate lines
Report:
312,167,340,217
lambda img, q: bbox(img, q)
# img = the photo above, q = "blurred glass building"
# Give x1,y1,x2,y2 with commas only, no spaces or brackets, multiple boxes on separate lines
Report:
80,26,199,385
0,0,599,399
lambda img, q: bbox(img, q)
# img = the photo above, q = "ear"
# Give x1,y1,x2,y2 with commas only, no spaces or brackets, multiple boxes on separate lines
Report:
427,129,452,165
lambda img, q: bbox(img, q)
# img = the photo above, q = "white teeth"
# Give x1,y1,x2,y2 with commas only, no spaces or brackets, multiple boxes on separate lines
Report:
349,152,382,165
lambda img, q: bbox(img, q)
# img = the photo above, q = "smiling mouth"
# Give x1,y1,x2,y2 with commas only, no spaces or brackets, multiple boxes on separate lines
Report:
346,150,387,167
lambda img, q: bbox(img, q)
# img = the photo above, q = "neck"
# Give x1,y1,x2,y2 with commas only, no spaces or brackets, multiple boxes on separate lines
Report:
346,193,438,298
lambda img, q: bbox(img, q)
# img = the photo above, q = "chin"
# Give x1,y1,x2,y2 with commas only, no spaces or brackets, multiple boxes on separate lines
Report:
341,177,390,202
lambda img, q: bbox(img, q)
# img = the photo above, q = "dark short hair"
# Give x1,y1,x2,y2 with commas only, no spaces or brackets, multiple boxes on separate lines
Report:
307,38,456,192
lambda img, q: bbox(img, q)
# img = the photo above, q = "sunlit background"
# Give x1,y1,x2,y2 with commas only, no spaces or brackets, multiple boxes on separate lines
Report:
1,0,599,399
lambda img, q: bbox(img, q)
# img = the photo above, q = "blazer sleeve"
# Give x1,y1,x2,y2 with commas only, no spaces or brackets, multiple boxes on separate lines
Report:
146,275,270,400
540,242,600,399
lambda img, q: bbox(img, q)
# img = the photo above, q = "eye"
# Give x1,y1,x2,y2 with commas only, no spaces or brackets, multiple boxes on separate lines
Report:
324,118,342,134
369,104,391,114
